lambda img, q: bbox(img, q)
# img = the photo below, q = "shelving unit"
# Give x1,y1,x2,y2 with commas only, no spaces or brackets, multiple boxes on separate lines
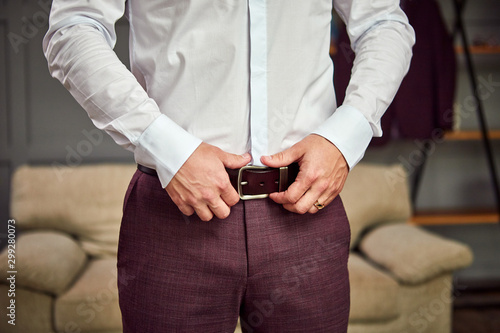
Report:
417,4,500,327
445,130,500,140
330,1,500,224
450,0,500,218
411,0,500,224
455,45,500,54
411,212,500,225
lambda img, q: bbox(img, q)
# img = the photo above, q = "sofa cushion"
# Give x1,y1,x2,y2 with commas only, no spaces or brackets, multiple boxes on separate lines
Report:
11,164,136,257
340,163,412,248
0,231,87,295
359,224,474,285
348,253,400,322
55,259,122,333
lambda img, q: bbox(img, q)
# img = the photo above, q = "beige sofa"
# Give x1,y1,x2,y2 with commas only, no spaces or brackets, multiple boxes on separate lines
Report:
0,163,473,333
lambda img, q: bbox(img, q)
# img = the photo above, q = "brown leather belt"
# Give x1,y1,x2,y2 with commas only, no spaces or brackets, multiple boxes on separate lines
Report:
137,163,300,200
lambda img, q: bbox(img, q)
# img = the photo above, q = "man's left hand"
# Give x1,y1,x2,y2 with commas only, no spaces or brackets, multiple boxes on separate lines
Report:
261,134,348,214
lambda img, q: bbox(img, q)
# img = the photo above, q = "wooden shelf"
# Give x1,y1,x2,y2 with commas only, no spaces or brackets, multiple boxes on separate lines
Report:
410,212,499,225
444,130,500,140
455,45,500,54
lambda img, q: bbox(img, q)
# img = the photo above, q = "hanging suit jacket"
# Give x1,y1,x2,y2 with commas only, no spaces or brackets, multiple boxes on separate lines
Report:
333,0,456,145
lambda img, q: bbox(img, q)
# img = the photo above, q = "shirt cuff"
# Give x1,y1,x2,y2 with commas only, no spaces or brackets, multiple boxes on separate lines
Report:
134,114,202,188
312,105,374,169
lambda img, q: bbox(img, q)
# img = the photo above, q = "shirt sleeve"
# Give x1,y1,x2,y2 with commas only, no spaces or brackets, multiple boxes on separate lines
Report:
43,0,202,188
313,0,415,168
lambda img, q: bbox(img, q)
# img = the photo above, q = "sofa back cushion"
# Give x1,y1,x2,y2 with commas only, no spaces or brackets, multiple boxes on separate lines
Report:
11,162,411,254
0,231,88,295
11,164,136,257
340,163,412,248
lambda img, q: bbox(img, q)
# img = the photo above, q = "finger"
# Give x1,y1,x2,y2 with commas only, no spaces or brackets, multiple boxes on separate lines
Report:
193,205,214,222
307,194,334,214
269,167,314,205
177,203,195,217
207,198,232,220
166,187,196,216
220,151,252,170
269,182,306,206
261,146,301,168
306,181,343,214
220,180,241,207
285,183,325,214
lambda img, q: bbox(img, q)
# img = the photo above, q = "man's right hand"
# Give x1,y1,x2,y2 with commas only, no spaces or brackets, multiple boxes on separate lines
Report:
166,143,252,221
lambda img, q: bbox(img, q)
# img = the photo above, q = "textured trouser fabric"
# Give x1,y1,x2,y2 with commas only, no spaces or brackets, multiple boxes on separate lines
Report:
117,169,351,333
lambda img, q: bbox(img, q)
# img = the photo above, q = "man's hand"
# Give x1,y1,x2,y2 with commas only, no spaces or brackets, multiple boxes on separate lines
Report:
261,134,348,214
166,143,252,221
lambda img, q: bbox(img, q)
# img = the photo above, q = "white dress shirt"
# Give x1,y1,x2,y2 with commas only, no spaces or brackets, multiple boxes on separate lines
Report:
43,0,414,188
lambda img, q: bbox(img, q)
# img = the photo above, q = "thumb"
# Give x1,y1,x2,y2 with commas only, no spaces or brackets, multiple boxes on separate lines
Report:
261,146,300,168
220,152,252,169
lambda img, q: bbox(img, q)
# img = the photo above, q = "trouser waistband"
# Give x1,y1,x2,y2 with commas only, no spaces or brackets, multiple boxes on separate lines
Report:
137,163,300,200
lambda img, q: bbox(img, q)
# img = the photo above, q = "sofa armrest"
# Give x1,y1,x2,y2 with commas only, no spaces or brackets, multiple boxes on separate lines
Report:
359,224,473,285
0,231,88,295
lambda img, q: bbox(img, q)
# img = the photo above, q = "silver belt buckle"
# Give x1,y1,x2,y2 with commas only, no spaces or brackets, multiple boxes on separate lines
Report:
237,165,289,200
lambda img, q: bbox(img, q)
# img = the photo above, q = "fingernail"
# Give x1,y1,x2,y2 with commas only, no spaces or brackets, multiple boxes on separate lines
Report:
263,155,272,160
242,153,251,159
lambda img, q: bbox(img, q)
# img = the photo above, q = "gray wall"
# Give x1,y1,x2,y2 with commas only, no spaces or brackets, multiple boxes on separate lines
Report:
1,0,499,248
0,0,134,249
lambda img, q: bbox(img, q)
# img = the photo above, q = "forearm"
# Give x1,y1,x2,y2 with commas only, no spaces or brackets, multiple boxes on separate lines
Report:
44,24,159,150
315,0,415,168
343,19,415,136
43,23,201,187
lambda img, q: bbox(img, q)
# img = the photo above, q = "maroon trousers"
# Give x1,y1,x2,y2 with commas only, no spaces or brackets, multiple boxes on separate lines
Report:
117,169,351,332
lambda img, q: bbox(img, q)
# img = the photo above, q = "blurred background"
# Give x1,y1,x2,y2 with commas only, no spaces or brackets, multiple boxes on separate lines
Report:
0,0,499,332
